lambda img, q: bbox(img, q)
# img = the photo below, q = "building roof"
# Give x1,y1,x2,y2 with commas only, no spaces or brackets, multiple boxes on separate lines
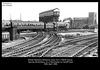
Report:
39,8,60,14
12,20,42,23
73,17,88,20
2,20,43,25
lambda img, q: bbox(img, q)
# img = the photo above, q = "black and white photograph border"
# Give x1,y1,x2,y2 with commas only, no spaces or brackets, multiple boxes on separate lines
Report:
1,2,99,64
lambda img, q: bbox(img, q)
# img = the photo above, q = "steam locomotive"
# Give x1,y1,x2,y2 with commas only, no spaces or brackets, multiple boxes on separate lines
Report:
2,20,70,31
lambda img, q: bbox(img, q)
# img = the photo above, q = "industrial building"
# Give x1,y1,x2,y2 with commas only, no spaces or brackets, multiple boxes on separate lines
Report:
39,8,60,23
71,12,97,29
88,12,97,28
72,17,88,29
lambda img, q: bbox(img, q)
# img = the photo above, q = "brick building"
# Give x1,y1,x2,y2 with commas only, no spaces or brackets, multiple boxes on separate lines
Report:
88,12,97,28
71,12,97,29
39,8,60,23
72,17,89,29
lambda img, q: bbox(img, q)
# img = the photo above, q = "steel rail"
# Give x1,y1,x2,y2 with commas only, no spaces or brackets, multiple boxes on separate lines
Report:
31,35,61,57
39,35,61,57
18,33,54,57
51,38,98,57
21,33,61,57
77,46,98,57
2,32,46,57
43,35,98,57
2,32,40,54
73,42,98,57
42,35,98,57
3,32,55,57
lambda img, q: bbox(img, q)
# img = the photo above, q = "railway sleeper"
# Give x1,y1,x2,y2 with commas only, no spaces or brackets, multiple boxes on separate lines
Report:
73,42,98,57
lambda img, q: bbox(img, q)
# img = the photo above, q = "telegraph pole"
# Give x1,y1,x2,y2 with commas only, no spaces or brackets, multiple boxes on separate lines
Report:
10,14,13,27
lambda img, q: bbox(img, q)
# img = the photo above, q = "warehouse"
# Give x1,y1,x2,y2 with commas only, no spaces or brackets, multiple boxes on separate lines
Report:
71,12,97,29
72,17,88,29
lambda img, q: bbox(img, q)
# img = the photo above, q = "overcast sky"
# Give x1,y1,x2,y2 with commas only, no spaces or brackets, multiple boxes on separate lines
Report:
2,2,98,23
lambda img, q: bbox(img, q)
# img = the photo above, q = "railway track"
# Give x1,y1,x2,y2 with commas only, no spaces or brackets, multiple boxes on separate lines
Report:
2,32,57,57
2,32,40,54
20,33,61,57
51,38,98,57
35,34,98,57
17,33,55,57
73,42,98,57
82,47,98,57
2,32,98,57
42,35,98,57
2,32,47,57
25,35,61,57
61,34,97,45
17,33,59,57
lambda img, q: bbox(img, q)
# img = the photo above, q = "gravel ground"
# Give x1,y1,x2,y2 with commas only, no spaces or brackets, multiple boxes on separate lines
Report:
58,32,96,36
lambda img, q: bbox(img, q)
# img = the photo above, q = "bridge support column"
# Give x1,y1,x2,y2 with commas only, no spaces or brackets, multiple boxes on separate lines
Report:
10,27,18,41
17,29,20,38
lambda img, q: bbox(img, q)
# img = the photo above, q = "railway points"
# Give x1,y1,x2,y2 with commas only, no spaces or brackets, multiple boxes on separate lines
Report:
2,30,98,57
2,32,39,53
50,40,98,57
19,33,61,57
72,42,98,57
2,32,46,57
2,32,38,49
2,8,98,57
41,34,98,57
